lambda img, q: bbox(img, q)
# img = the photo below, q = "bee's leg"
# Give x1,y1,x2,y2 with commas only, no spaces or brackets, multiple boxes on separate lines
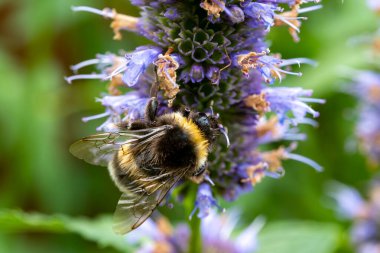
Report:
189,162,208,184
145,97,158,122
193,163,207,177
128,120,148,130
180,106,191,118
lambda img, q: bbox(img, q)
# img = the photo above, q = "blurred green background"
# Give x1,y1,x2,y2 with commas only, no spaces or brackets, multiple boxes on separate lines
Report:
0,0,378,252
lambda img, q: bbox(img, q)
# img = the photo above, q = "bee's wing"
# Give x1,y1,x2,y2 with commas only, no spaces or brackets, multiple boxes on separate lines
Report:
112,169,188,234
69,125,172,167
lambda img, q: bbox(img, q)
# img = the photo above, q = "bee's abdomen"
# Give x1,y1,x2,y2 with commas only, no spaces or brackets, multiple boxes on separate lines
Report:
108,155,138,193
156,126,197,169
109,152,160,193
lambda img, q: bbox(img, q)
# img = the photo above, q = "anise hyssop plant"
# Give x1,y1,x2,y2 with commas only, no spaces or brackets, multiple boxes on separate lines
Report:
66,0,323,234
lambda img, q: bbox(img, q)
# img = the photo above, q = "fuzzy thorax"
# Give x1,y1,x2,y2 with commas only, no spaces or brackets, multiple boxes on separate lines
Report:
160,112,209,169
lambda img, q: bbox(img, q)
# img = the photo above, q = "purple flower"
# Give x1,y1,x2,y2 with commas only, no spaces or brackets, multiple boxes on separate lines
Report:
205,66,221,85
224,5,245,24
350,71,380,104
201,211,265,253
349,70,380,165
356,106,380,163
64,53,122,84
258,0,320,6
243,2,277,29
126,211,265,253
236,52,316,84
258,144,323,174
329,180,380,253
190,183,223,219
327,181,366,219
120,46,162,86
70,6,139,40
263,87,325,125
255,117,307,144
222,173,253,201
164,7,181,20
65,46,162,87
82,92,149,132
254,55,284,83
189,64,205,83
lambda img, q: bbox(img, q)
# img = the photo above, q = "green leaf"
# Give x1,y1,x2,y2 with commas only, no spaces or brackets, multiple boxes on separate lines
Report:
257,221,341,253
0,209,134,253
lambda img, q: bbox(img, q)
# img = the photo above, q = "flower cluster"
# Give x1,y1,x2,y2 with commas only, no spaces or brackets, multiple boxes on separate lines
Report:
329,181,380,253
349,71,380,166
347,1,380,167
126,211,265,253
66,1,323,218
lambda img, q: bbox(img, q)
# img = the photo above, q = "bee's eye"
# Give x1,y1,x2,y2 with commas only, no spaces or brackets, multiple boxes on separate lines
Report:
196,113,210,127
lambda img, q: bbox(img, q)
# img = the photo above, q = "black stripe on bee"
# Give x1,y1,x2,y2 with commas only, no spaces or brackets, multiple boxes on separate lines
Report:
151,125,197,169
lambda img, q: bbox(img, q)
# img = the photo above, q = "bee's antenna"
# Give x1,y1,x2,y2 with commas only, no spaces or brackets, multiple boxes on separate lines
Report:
218,125,230,148
209,100,214,116
209,100,220,119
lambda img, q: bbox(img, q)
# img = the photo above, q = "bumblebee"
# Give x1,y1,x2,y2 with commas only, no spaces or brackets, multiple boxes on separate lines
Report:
70,97,229,234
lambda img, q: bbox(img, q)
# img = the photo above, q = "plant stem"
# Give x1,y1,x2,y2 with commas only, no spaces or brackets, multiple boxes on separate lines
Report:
187,185,202,253
188,213,202,253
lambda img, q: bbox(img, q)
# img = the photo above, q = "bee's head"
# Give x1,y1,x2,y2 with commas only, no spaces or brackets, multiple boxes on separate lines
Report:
187,109,230,148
